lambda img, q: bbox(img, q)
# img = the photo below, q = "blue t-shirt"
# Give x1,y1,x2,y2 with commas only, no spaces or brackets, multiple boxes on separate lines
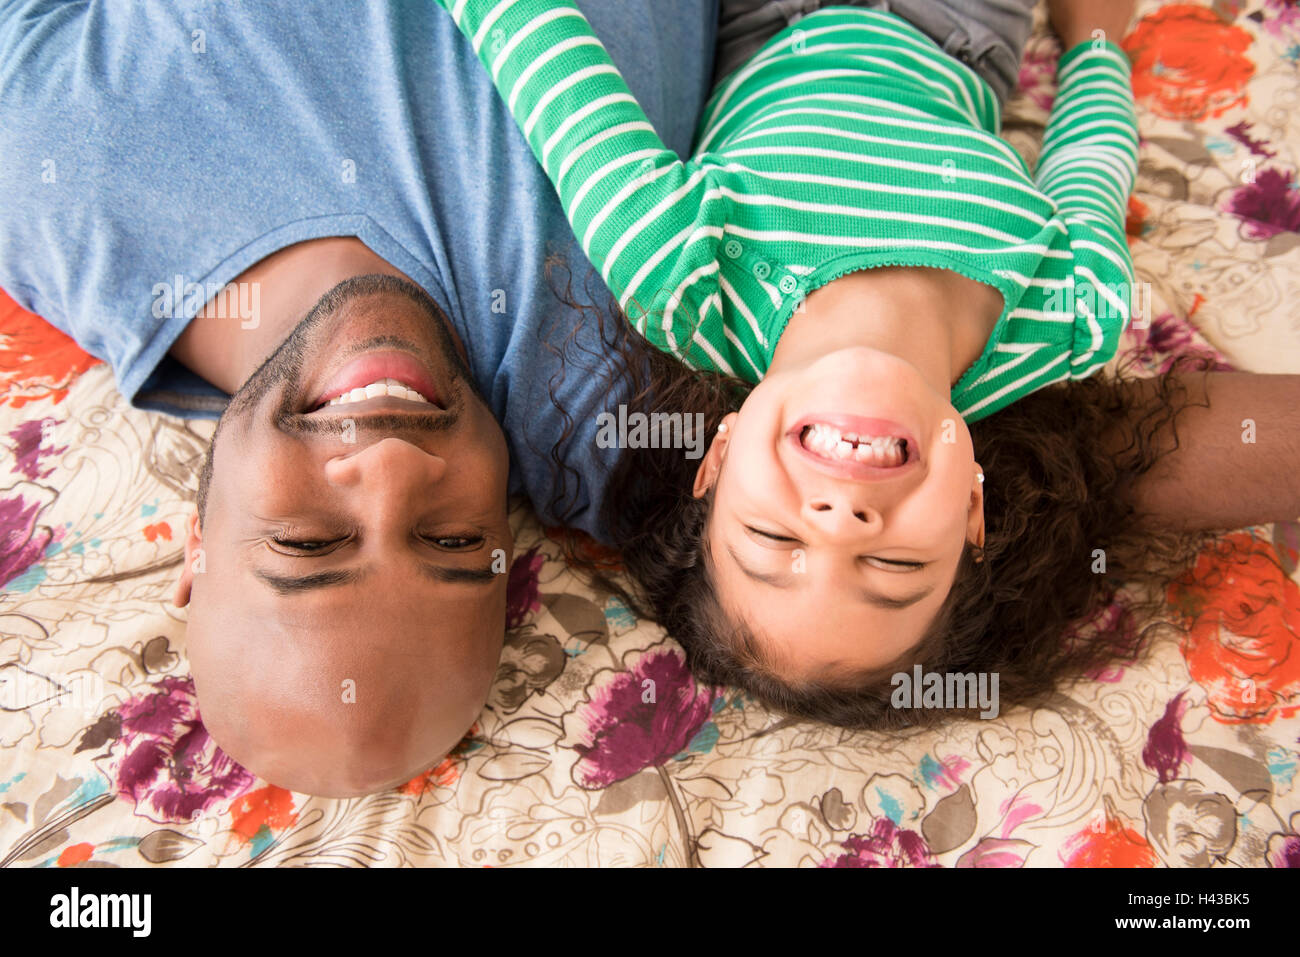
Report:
0,0,718,541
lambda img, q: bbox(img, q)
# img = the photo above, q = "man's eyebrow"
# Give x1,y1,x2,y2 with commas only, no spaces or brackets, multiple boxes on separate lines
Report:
252,561,497,596
726,545,933,610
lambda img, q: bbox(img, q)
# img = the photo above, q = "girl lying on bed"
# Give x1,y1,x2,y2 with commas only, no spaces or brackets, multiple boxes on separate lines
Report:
438,0,1300,727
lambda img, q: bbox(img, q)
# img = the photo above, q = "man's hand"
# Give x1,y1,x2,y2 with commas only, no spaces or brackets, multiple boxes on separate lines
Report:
1047,0,1136,50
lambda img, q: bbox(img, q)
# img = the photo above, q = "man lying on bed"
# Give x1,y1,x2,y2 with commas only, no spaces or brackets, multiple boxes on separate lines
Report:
0,0,718,797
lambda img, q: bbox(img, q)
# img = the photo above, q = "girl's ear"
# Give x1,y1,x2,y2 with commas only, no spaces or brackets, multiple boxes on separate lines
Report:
692,412,739,497
968,462,987,557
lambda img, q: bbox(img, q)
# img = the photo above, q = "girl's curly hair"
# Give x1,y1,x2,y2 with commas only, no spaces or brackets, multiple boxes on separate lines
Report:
537,255,1222,730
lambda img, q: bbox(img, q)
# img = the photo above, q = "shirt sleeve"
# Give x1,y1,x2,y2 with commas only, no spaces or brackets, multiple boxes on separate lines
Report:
1033,39,1140,378
435,0,711,335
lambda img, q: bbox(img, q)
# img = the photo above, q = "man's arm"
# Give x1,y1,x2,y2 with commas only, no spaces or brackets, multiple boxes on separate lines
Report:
1108,372,1300,531
1048,2,1299,532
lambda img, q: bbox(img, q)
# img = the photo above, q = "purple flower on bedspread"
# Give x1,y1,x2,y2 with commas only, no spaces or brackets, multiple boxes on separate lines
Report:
1144,314,1232,374
1225,121,1277,160
1268,813,1300,867
506,546,544,629
112,675,255,823
1133,311,1235,374
1262,0,1300,40
1142,692,1192,784
1225,167,1300,240
821,817,940,868
1067,598,1141,682
572,649,715,788
1015,41,1058,113
7,418,66,480
0,483,58,589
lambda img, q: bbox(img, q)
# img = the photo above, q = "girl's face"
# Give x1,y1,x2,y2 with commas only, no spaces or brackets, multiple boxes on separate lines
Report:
694,344,986,682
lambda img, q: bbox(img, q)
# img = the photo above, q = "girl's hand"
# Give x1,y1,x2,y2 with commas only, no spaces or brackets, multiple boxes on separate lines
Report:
1047,0,1136,50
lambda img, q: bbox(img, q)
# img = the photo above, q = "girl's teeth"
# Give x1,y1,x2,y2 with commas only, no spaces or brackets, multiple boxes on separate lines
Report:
801,424,906,466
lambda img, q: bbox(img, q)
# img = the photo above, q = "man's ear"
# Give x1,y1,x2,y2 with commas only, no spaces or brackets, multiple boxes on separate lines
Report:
692,412,738,498
171,511,204,608
968,463,986,557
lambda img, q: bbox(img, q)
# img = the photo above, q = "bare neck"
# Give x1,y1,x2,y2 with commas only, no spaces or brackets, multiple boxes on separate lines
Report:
770,266,1002,386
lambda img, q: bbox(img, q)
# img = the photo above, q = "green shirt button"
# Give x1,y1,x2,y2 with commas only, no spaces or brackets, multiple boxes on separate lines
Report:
752,261,771,280
724,239,743,259
778,275,797,294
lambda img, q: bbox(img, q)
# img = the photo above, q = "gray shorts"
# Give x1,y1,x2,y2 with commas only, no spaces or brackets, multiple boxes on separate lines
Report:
714,0,1038,107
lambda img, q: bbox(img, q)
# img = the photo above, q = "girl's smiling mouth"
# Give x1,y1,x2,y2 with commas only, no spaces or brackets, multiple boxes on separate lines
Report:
787,414,922,481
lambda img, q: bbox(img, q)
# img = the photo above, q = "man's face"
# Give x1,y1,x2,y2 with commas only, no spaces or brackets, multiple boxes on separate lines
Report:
173,275,512,797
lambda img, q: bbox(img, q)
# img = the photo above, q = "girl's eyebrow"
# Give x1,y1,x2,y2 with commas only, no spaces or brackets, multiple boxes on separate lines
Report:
725,545,933,609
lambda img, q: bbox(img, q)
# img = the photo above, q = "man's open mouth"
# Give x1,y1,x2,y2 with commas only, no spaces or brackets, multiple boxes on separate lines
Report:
798,423,909,467
311,377,437,412
306,351,446,414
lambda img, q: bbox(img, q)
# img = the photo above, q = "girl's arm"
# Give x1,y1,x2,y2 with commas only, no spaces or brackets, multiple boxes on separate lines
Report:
434,0,702,322
1033,37,1141,379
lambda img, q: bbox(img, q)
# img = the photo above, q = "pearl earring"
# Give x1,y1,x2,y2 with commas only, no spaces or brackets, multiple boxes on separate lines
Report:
977,472,985,483
718,422,729,433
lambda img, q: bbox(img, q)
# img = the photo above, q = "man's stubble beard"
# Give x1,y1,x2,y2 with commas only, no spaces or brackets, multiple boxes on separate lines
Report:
194,273,478,523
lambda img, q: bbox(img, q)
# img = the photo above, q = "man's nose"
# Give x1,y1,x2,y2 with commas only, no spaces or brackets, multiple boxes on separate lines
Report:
323,436,448,497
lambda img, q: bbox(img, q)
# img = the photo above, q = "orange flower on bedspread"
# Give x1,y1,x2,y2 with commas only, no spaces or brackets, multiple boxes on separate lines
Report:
229,785,298,849
398,755,461,795
141,521,172,543
0,289,100,409
1123,4,1255,121
56,843,96,867
1061,811,1159,867
1125,195,1150,245
1166,532,1300,724
398,726,480,795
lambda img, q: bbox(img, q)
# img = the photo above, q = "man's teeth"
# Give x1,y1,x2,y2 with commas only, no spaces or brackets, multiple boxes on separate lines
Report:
325,377,432,407
801,424,906,466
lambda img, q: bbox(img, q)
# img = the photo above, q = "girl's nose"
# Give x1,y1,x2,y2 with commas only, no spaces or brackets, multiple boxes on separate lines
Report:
804,497,878,536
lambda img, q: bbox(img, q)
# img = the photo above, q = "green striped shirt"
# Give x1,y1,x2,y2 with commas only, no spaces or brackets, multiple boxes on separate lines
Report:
439,0,1140,421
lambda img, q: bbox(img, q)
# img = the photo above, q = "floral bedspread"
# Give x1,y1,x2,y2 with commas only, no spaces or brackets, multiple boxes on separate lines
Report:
1,0,1298,868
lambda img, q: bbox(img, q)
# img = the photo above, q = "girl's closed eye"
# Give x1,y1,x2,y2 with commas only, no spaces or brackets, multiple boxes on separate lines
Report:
745,525,927,568
746,524,796,543
862,556,927,570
